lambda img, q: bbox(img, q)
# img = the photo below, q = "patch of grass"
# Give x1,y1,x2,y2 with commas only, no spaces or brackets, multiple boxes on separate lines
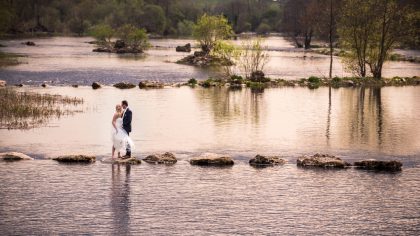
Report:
0,52,22,67
0,88,83,129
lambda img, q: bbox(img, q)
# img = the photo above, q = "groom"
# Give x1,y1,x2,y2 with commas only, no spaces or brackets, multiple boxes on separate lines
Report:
121,100,132,158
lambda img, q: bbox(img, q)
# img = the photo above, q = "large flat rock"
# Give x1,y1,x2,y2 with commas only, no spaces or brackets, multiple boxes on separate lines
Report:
190,153,234,166
297,153,350,169
0,152,33,161
354,159,402,171
53,155,96,163
143,152,177,164
249,155,287,167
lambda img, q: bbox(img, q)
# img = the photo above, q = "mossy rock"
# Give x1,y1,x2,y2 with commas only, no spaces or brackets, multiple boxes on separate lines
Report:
53,155,96,163
297,153,350,169
190,153,234,166
113,82,136,89
354,160,402,172
249,155,287,167
143,152,177,164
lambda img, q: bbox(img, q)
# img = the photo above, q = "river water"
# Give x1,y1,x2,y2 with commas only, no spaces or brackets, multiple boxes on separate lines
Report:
0,37,420,235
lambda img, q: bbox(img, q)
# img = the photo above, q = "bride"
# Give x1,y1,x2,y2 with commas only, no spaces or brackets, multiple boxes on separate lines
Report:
112,104,134,159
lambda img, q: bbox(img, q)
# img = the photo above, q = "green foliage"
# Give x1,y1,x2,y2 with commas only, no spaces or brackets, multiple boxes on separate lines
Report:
192,14,233,54
256,22,271,35
338,0,415,79
188,78,197,85
89,24,114,48
141,4,166,35
308,76,321,84
229,75,244,85
177,20,195,36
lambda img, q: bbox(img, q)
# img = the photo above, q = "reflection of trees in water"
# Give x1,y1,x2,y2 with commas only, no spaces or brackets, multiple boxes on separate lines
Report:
337,87,384,148
111,164,131,235
194,87,264,126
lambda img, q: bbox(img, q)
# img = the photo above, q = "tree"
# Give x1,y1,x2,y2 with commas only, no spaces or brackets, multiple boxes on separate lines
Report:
140,4,166,35
212,40,240,77
192,14,233,55
127,28,149,51
339,0,414,79
282,0,321,49
239,37,270,80
89,24,114,49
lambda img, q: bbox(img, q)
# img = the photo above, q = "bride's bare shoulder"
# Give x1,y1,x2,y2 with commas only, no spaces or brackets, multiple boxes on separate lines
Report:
112,112,121,120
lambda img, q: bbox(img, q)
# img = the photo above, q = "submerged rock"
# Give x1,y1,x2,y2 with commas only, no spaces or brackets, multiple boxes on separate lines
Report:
53,155,96,163
249,155,287,167
41,83,47,88
297,153,350,169
354,159,402,172
138,81,164,89
22,41,36,46
72,84,78,88
92,82,101,89
0,80,6,87
143,152,177,164
190,153,234,166
0,152,34,161
113,82,136,89
93,48,112,53
112,157,141,165
176,43,191,52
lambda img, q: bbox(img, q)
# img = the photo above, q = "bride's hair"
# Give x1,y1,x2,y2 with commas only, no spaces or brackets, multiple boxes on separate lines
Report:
115,104,122,112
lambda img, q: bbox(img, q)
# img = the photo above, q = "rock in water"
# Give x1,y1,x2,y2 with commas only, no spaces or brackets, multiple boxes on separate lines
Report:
114,40,126,49
110,157,141,165
190,153,234,166
22,41,36,46
176,43,191,52
53,155,96,163
354,160,402,172
113,82,136,89
0,152,34,161
138,81,164,89
92,82,101,89
0,80,6,87
143,152,177,164
297,153,350,169
249,155,287,167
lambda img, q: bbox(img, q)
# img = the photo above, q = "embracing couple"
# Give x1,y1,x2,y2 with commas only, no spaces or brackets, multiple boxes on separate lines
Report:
112,100,135,159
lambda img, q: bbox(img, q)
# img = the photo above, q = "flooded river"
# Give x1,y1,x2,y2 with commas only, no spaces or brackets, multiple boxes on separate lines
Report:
0,37,419,235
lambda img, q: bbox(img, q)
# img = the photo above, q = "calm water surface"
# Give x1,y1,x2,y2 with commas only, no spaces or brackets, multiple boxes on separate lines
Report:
0,36,418,85
0,36,419,235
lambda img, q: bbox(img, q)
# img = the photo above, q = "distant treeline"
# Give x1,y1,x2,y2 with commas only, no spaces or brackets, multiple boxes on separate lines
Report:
0,0,418,49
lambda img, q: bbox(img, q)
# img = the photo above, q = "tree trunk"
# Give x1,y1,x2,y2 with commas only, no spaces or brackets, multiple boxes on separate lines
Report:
304,29,312,49
329,0,333,79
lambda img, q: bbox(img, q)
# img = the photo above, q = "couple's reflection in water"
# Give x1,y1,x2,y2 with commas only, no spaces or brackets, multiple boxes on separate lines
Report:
111,164,131,235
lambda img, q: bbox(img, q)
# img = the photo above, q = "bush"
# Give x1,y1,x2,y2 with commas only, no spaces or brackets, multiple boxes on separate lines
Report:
229,75,244,85
308,76,321,84
188,78,197,85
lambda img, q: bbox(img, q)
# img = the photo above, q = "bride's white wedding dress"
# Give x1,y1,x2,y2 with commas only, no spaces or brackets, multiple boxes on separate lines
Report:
112,118,134,156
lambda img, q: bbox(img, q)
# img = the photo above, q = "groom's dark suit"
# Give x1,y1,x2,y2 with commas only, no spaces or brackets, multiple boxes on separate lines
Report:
122,107,132,156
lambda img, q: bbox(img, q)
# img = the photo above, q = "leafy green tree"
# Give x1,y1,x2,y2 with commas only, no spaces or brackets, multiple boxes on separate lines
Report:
140,4,166,35
192,14,233,55
89,24,114,48
212,41,240,77
339,0,414,78
127,28,149,51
